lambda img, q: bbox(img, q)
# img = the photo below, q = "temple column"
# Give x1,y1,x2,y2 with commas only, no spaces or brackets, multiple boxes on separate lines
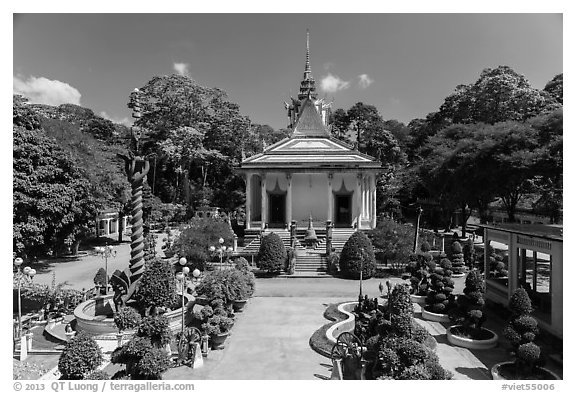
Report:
286,173,292,226
261,173,267,230
356,172,362,229
245,172,252,229
371,174,377,229
327,173,333,223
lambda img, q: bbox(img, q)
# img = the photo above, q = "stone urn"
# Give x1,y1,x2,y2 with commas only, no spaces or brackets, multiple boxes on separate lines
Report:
210,331,230,350
232,299,248,313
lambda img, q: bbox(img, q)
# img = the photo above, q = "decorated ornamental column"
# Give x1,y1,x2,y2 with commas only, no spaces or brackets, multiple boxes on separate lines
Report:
326,220,333,256
286,173,292,225
356,172,362,229
327,173,333,223
261,173,267,230
371,173,377,229
112,88,151,305
245,173,252,229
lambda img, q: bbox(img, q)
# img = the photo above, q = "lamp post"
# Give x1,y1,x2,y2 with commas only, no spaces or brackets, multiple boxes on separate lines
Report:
176,257,189,337
14,256,36,338
209,238,233,270
96,245,116,294
413,206,423,253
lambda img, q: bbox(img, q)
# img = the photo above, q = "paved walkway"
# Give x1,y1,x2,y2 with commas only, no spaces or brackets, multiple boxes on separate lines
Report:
165,276,562,380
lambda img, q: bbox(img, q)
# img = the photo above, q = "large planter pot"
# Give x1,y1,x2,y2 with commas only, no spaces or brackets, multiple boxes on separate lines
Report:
210,331,230,350
421,307,451,323
410,294,427,305
446,325,498,349
232,299,248,313
491,362,560,380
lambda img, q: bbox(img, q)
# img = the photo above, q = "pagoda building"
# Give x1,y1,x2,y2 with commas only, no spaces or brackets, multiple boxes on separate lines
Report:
238,33,381,231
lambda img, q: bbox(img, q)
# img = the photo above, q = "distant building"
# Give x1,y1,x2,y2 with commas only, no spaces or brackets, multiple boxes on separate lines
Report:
96,208,131,238
237,33,381,230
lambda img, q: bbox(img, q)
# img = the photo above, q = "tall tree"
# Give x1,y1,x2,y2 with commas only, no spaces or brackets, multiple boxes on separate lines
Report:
13,96,99,257
543,73,563,104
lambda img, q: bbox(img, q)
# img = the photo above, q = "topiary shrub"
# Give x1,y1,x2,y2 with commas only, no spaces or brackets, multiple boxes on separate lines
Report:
256,232,286,273
451,241,465,274
93,267,108,287
373,336,451,380
134,258,177,311
449,270,487,338
58,332,103,380
137,315,172,347
339,231,376,279
463,238,477,269
196,268,254,302
424,259,456,315
389,284,414,337
114,306,142,333
111,312,173,380
234,257,256,297
406,253,432,296
503,288,543,377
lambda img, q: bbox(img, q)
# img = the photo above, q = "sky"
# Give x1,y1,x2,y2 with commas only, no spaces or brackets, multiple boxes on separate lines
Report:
13,13,563,130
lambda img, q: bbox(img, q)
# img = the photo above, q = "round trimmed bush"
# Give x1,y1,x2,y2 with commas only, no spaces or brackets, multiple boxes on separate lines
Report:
449,270,487,334
339,231,376,279
134,258,177,310
518,342,540,363
137,315,172,347
257,232,286,273
114,306,142,332
58,332,103,380
509,287,533,315
136,346,171,379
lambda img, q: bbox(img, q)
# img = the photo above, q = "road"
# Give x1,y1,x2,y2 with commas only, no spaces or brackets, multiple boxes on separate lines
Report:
29,233,167,291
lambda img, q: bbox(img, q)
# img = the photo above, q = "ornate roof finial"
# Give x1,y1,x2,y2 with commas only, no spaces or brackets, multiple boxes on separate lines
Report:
305,29,311,75
299,29,317,101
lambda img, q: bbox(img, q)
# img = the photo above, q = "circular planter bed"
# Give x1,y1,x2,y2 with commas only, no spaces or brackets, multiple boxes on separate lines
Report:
410,294,427,305
451,272,466,278
232,299,248,313
446,325,498,349
210,331,230,350
491,362,560,380
421,307,451,322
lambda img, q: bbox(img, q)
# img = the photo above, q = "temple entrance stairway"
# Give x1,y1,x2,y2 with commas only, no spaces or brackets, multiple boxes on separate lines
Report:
241,227,357,273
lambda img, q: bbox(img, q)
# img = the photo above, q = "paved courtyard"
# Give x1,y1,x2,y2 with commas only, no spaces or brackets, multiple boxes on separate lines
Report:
164,275,547,380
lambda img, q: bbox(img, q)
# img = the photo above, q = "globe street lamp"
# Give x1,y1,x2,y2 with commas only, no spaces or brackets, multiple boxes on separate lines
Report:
177,257,190,337
96,245,117,295
14,256,36,338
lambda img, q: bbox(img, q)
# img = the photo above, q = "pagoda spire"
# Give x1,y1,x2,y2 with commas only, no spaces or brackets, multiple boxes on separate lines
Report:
298,29,317,100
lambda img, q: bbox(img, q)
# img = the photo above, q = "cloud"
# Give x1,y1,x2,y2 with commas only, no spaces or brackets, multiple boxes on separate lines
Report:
320,73,350,93
323,62,335,71
13,75,81,106
173,62,190,76
99,111,132,127
357,74,374,89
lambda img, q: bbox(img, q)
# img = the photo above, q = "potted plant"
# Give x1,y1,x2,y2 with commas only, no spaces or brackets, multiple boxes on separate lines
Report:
492,288,560,380
421,258,456,322
450,241,466,276
113,306,142,346
192,298,234,350
224,269,251,312
406,250,435,305
447,270,498,349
